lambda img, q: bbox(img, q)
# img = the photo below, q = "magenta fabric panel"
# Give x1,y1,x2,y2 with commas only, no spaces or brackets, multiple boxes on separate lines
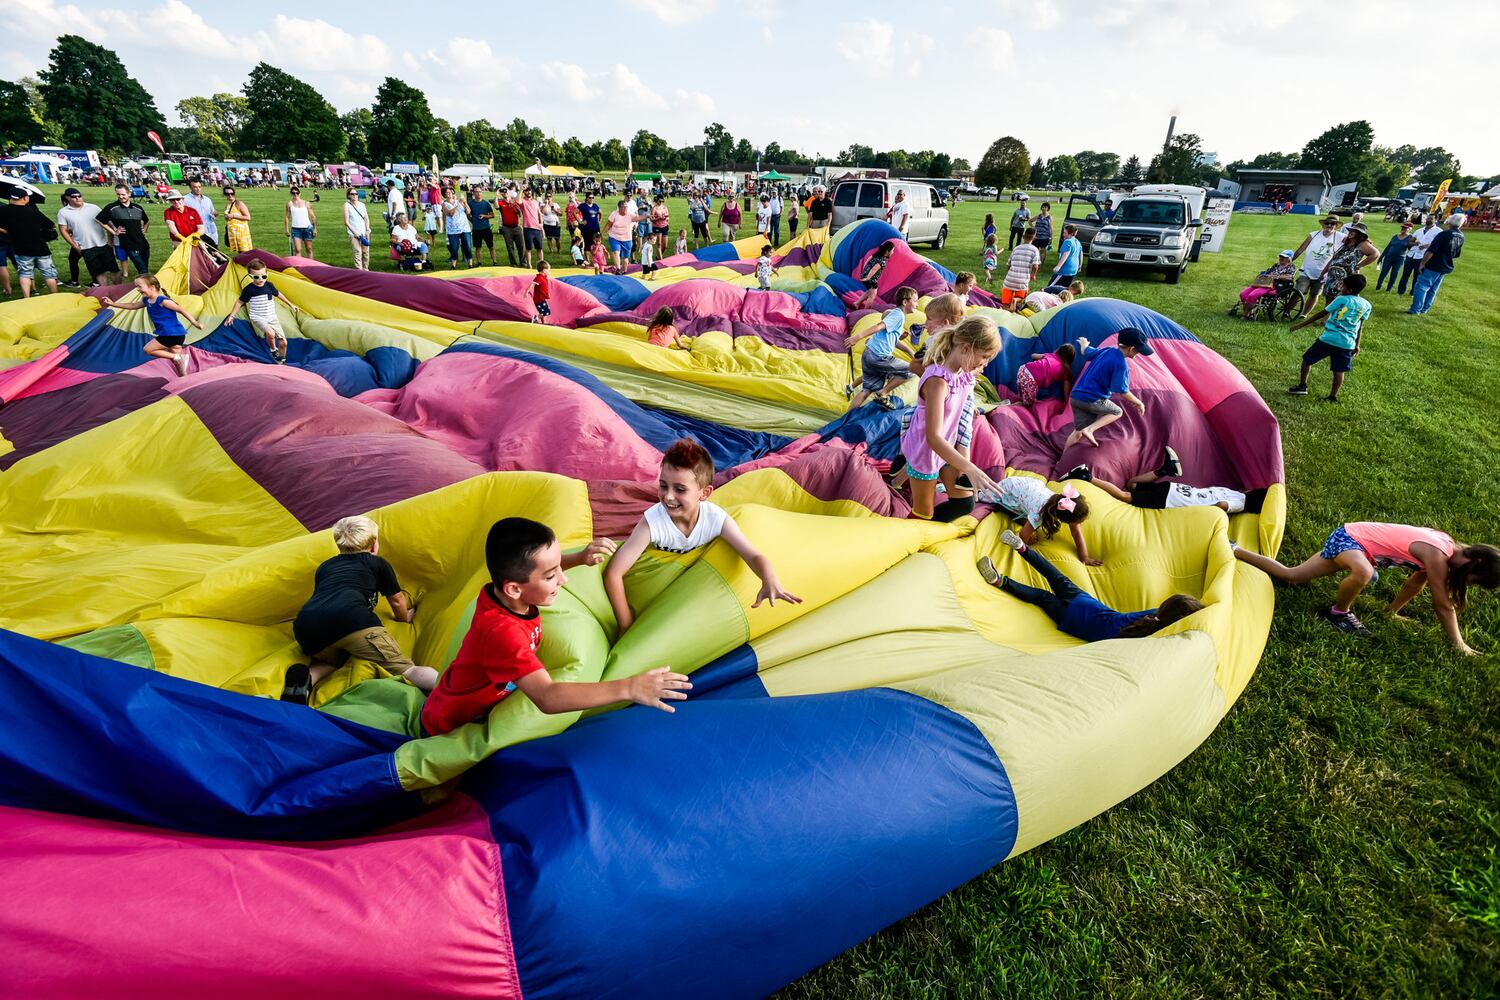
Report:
1200,391,1285,489
0,372,169,470
1142,339,1256,416
178,373,483,531
358,351,661,481
456,274,609,326
0,796,522,1000
0,344,96,405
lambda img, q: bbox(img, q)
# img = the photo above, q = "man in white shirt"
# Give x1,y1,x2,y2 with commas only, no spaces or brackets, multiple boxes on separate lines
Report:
56,188,118,286
1399,214,1440,296
768,191,783,245
183,179,217,244
385,181,403,232
886,189,911,240
1289,213,1341,317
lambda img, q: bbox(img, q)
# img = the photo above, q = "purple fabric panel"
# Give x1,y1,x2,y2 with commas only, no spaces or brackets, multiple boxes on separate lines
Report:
0,372,168,470
988,388,1244,490
727,321,846,352
966,287,1001,308
1201,391,1285,489
776,247,818,268
178,374,484,531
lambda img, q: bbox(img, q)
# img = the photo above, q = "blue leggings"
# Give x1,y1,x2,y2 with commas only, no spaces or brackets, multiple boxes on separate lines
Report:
997,546,1085,623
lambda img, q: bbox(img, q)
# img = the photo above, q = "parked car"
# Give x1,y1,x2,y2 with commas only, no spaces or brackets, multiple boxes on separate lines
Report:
1082,184,1206,284
831,178,950,247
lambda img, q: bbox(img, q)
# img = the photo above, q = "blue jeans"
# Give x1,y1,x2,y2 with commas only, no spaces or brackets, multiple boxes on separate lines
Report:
770,213,781,245
121,246,150,274
446,230,473,264
1375,256,1402,291
1409,269,1445,314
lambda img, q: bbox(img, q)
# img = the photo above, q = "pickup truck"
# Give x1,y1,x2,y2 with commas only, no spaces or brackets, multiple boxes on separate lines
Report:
1072,187,1205,284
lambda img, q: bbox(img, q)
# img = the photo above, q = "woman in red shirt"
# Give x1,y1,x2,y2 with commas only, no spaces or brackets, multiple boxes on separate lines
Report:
162,191,203,243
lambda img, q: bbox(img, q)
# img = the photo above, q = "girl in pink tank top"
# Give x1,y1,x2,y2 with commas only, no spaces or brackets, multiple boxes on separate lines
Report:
1233,521,1499,654
900,316,1002,521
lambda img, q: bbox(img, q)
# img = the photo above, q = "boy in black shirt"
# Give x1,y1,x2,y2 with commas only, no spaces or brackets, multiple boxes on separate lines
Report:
285,515,437,704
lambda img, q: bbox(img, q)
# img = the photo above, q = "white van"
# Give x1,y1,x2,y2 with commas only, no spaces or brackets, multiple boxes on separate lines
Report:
830,179,950,247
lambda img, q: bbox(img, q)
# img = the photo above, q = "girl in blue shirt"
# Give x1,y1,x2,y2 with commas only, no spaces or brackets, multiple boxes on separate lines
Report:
101,273,204,377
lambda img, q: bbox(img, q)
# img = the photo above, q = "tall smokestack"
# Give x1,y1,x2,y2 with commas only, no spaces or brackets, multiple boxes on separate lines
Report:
1162,115,1177,156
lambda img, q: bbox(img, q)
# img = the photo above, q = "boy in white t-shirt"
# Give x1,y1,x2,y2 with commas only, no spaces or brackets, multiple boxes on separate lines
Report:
603,439,801,634
222,260,301,362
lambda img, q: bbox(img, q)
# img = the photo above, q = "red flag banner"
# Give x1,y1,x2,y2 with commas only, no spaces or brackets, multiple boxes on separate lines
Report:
146,130,166,154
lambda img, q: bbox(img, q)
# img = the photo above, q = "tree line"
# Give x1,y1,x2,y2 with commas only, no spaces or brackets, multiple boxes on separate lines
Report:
2,35,1491,195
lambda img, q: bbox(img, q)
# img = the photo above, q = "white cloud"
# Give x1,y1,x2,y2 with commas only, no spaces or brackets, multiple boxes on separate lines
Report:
541,61,599,102
993,0,1059,30
836,18,897,73
248,16,390,73
609,64,668,110
672,88,715,115
971,27,1015,71
624,0,717,24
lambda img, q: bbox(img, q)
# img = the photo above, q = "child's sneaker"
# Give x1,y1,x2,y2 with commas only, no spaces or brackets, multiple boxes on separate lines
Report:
999,529,1027,553
281,663,312,704
843,383,856,399
976,556,1004,587
876,395,897,410
173,352,189,377
1319,606,1372,637
1286,384,1309,395
1061,464,1092,482
1156,446,1182,479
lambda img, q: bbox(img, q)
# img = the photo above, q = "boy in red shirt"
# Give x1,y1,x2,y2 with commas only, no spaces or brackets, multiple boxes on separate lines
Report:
420,518,692,736
532,260,551,324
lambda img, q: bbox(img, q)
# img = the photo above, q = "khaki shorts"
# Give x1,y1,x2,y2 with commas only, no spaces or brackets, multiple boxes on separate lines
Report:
312,626,415,672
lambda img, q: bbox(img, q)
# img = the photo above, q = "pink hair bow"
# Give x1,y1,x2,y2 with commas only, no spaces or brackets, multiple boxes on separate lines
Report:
1057,484,1079,513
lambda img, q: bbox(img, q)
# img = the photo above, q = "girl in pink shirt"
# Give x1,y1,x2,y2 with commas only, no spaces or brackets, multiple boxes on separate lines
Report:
1234,522,1499,652
1012,340,1083,406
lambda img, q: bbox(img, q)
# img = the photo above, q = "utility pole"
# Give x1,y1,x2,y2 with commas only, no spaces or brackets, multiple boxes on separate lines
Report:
1162,115,1177,158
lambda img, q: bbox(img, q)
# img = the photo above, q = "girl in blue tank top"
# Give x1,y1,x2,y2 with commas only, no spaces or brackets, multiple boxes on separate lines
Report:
102,273,204,377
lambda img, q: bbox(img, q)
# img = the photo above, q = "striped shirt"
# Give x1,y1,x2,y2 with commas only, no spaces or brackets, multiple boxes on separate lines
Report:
1004,244,1040,290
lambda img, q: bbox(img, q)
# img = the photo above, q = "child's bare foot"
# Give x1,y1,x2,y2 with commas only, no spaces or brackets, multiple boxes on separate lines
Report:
173,352,189,377
1081,428,1099,447
1064,430,1082,448
402,665,439,692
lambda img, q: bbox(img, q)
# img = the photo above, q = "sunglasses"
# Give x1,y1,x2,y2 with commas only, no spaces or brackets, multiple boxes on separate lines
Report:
250,274,268,281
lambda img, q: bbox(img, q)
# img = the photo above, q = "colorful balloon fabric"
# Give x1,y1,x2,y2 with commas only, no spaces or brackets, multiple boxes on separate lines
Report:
0,222,1284,999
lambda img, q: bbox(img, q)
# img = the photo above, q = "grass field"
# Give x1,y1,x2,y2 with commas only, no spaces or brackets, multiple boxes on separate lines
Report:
19,182,1500,996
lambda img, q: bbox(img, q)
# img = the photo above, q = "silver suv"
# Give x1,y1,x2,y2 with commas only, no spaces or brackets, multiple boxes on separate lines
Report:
1083,195,1203,284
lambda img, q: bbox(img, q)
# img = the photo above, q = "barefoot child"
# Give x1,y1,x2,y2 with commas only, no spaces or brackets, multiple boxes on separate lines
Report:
845,286,919,410
855,240,895,310
1065,327,1152,448
591,235,607,274
421,518,689,735
1233,523,1497,650
604,440,800,633
978,530,1204,640
754,244,777,290
1286,272,1369,403
901,316,1003,521
222,260,301,362
101,273,203,377
532,260,551,323
981,474,1099,563
982,233,999,286
284,516,439,705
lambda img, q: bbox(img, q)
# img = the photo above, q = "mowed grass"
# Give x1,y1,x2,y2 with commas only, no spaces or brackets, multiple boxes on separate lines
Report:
33,182,1500,996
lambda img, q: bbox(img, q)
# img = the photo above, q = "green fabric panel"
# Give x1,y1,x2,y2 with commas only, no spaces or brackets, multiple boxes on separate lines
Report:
320,677,426,737
57,624,155,670
601,558,747,682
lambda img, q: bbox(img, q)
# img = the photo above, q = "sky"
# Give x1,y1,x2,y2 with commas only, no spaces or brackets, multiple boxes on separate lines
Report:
7,0,1498,174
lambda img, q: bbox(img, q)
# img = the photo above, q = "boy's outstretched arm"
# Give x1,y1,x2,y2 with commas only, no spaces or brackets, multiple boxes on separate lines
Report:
562,537,617,570
515,665,691,714
718,516,802,610
387,591,415,623
603,522,652,633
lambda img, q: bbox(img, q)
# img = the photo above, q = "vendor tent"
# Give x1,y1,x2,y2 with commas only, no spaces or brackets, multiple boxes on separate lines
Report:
631,172,664,181
547,165,585,177
759,170,791,181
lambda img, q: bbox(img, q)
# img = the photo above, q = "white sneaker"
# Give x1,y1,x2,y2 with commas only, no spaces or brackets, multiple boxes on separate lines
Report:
173,352,189,377
999,529,1026,552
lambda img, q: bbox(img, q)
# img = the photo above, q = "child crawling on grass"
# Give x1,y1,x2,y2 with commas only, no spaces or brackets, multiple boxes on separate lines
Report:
978,529,1205,641
420,518,689,736
604,440,801,633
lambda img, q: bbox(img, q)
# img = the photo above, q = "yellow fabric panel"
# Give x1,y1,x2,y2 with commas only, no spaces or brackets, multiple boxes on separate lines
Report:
0,294,100,365
0,396,305,640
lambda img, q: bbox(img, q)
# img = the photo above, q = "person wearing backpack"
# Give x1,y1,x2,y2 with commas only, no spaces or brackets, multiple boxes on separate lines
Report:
0,188,59,297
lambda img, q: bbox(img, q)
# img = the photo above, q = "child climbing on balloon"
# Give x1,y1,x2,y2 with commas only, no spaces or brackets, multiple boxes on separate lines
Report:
222,260,301,363
531,260,551,323
980,473,1100,564
1065,327,1153,448
977,529,1205,641
1064,448,1268,515
420,518,688,736
604,439,801,634
845,285,920,410
645,306,684,348
101,273,204,378
901,315,1003,522
889,293,968,491
1009,339,1084,407
755,245,777,290
1232,522,1498,650
855,240,896,310
283,516,438,705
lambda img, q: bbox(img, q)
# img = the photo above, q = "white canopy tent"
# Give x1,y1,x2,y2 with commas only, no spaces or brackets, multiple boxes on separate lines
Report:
440,164,493,180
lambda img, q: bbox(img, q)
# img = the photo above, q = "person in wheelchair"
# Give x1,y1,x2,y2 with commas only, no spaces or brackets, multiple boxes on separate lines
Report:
1230,250,1298,321
388,211,431,271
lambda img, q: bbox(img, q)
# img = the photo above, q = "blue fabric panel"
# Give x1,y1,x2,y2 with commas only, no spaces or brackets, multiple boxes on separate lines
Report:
929,259,958,284
446,340,789,469
681,644,764,699
558,274,652,311
799,284,848,316
832,220,905,276
690,241,743,263
0,629,417,840
476,688,1017,1000
58,314,153,373
982,297,1200,390
823,271,864,298
364,345,421,388
816,405,908,463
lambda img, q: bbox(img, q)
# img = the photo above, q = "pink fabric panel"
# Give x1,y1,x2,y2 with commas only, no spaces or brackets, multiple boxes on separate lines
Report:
634,278,746,321
736,288,847,333
159,357,332,396
1148,339,1259,415
0,347,102,404
458,275,609,326
0,796,520,1000
357,351,660,480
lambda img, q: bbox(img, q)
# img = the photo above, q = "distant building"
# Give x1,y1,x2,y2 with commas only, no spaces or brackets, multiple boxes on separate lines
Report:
1233,168,1331,214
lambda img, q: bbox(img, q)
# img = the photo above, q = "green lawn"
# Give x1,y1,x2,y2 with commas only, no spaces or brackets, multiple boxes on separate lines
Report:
23,182,1500,996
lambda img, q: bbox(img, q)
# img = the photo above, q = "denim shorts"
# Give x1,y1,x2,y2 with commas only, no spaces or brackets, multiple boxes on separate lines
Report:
1320,525,1368,562
290,226,314,241
608,237,632,255
15,254,56,280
